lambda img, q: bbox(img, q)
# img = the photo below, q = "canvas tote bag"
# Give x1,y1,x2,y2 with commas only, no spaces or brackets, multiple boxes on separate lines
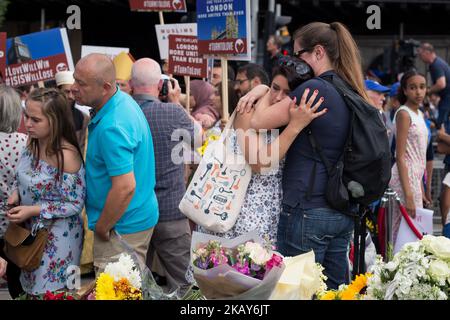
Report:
179,111,252,233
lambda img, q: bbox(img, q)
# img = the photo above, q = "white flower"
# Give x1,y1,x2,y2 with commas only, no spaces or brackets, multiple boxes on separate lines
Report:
104,253,142,289
422,235,450,260
244,242,272,265
428,260,450,282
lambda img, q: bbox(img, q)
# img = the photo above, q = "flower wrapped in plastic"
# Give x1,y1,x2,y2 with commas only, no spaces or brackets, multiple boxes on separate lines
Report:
269,251,328,300
191,231,285,300
366,235,450,300
80,231,181,300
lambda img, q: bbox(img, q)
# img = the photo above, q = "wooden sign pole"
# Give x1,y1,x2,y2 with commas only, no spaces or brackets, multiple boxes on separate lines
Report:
185,76,190,114
221,57,229,122
159,11,165,25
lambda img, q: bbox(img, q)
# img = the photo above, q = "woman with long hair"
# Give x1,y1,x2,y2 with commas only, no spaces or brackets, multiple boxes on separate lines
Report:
237,22,369,289
389,70,428,244
198,56,325,242
6,88,85,297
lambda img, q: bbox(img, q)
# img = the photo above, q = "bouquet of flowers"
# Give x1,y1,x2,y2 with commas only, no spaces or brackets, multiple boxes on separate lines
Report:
366,235,450,300
269,250,327,300
317,273,372,300
94,253,143,300
191,231,285,299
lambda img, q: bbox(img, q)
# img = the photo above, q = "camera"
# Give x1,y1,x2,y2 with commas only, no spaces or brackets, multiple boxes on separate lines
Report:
160,75,175,98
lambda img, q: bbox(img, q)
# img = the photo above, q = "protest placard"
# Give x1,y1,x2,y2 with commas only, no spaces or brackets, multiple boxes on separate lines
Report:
0,32,6,81
197,0,251,61
129,0,187,12
168,35,207,78
81,45,129,61
155,23,197,60
4,28,74,87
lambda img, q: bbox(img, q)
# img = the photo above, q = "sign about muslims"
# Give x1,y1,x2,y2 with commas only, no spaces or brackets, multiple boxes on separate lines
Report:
155,23,197,60
197,0,251,59
4,28,74,87
168,35,207,78
0,33,6,81
129,0,187,12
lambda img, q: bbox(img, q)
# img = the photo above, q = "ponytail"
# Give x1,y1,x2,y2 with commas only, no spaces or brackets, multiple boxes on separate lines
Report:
294,22,371,104
329,22,370,103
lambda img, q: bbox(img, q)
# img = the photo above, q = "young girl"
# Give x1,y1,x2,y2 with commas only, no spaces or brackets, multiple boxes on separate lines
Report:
7,88,86,297
389,70,428,244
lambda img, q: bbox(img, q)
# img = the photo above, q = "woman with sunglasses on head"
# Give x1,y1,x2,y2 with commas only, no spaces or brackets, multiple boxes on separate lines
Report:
237,22,371,290
197,57,326,243
6,88,85,298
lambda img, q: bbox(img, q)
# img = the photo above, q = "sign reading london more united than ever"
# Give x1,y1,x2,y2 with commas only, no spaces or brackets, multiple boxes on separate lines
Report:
4,28,74,87
168,35,207,78
197,0,250,57
129,0,187,12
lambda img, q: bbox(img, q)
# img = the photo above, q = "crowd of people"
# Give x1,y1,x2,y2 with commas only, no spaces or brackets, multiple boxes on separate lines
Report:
0,21,449,299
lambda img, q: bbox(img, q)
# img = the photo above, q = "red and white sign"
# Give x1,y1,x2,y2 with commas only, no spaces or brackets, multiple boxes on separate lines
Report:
0,32,6,81
168,35,207,78
129,0,187,12
4,28,73,87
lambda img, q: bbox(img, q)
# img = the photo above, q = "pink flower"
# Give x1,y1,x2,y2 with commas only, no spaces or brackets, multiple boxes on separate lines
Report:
233,261,250,275
266,254,283,271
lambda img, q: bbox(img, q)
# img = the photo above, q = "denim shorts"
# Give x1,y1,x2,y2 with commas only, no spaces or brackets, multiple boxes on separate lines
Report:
277,205,354,289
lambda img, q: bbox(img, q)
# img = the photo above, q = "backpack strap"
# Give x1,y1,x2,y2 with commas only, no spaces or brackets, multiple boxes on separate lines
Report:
306,128,334,200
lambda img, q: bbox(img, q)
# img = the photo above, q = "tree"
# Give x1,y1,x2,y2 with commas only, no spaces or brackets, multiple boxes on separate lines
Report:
0,0,9,28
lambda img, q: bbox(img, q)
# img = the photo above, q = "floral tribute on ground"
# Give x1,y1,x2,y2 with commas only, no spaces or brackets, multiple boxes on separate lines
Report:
365,235,450,300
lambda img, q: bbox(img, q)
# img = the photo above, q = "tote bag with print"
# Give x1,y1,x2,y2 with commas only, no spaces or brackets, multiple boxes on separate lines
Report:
179,112,251,233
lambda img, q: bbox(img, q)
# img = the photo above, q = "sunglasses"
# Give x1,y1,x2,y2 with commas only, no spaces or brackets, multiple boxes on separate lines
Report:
293,48,311,59
278,57,313,77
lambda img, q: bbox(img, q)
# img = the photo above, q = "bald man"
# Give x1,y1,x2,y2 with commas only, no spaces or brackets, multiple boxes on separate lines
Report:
130,58,202,295
72,54,159,272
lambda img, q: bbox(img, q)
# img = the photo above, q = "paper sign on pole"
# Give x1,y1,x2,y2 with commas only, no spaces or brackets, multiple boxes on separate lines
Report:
81,45,129,61
197,0,251,61
129,0,187,12
155,23,197,60
168,35,207,78
0,32,6,81
4,28,74,87
394,208,434,254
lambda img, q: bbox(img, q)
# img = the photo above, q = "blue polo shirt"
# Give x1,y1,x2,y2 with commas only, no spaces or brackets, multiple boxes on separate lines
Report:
86,88,159,234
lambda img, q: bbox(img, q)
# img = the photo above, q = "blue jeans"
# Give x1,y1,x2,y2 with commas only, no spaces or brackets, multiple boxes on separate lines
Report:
277,205,354,290
443,223,450,239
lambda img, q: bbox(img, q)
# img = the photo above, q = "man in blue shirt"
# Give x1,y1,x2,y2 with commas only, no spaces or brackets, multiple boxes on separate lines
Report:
72,53,158,272
418,43,450,129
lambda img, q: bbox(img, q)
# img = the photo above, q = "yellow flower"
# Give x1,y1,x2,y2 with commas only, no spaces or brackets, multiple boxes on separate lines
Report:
349,273,372,294
96,273,119,300
341,287,358,300
113,278,142,300
320,291,338,300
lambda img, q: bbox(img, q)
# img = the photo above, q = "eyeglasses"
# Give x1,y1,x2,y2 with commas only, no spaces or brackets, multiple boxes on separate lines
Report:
293,48,311,59
235,79,249,85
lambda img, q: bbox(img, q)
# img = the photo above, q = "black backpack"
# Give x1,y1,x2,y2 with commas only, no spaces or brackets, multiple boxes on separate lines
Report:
306,74,391,214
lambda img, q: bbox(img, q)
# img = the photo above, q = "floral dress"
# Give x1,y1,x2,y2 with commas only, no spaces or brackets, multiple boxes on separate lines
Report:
197,129,284,242
16,149,85,295
389,106,428,244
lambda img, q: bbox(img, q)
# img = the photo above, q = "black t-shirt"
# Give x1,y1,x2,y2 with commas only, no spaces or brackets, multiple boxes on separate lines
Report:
429,56,450,99
283,71,350,209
